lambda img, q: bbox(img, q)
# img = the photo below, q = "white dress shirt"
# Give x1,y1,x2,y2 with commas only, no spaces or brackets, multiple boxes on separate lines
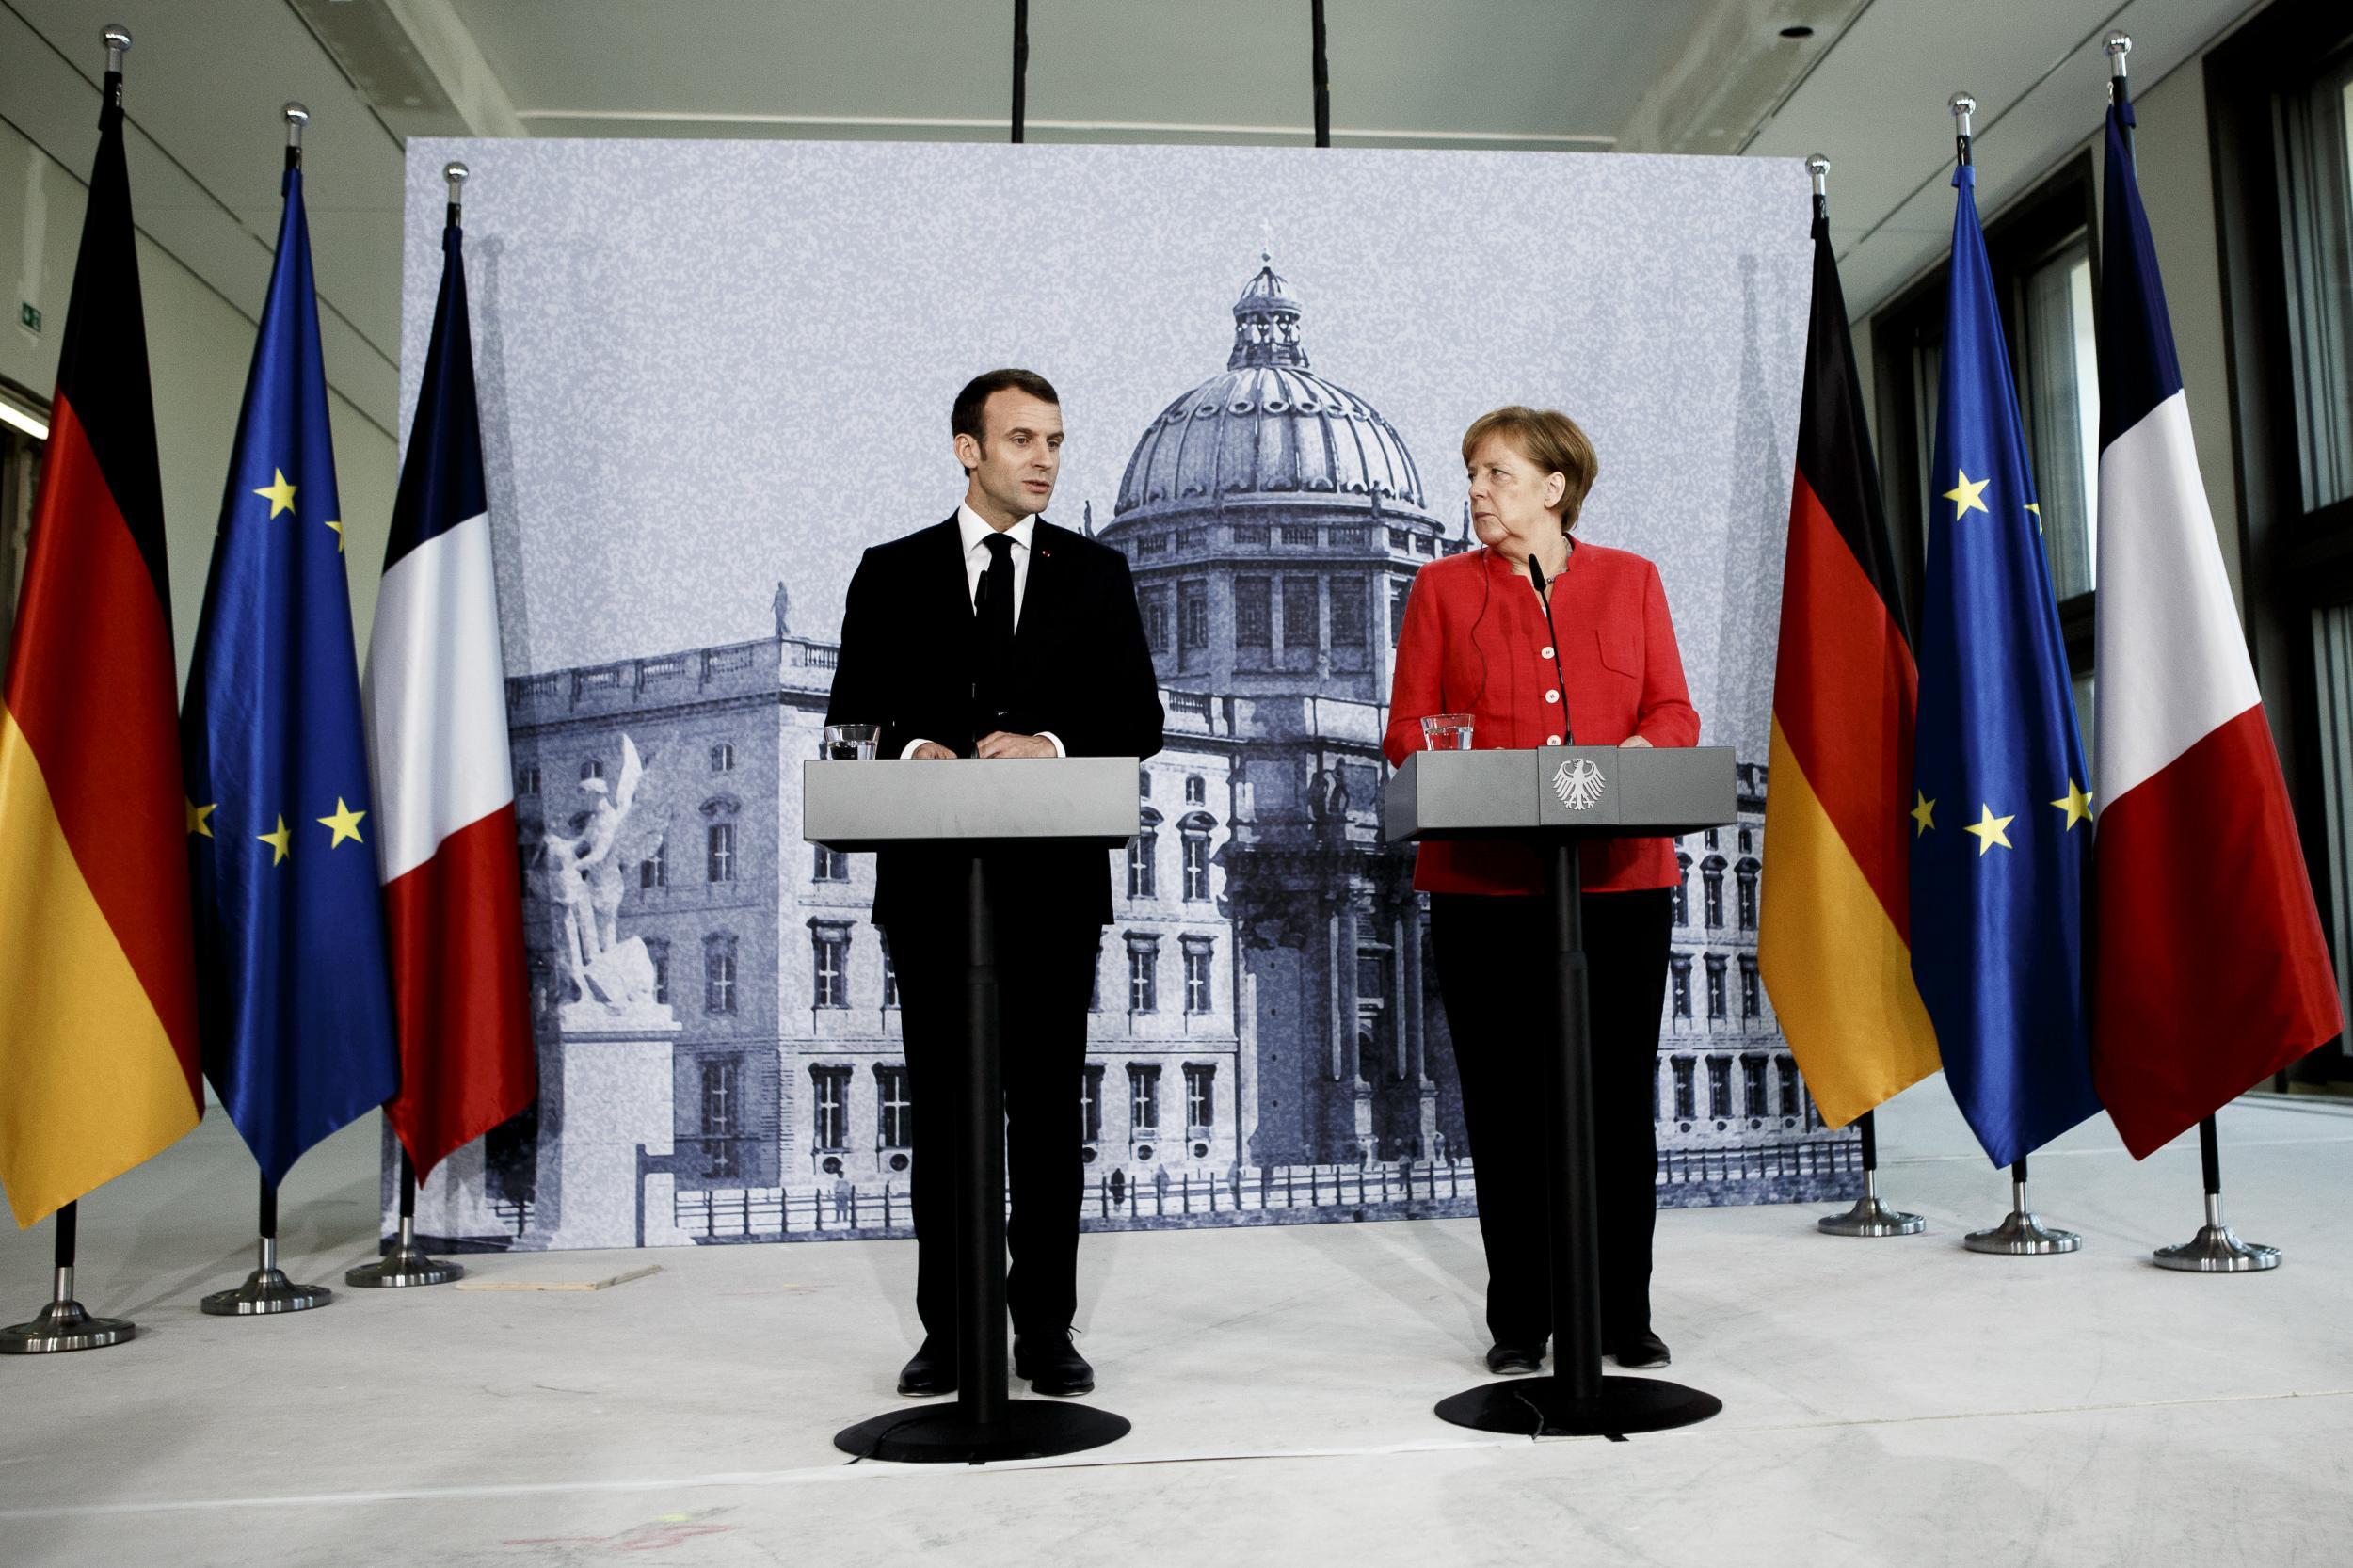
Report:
900,504,1065,758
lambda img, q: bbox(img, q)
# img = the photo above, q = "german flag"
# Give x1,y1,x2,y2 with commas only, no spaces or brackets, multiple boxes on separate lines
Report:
0,67,200,1227
1756,190,1941,1128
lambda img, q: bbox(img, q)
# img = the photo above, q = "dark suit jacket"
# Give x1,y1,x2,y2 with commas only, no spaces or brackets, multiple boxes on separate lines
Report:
824,514,1164,933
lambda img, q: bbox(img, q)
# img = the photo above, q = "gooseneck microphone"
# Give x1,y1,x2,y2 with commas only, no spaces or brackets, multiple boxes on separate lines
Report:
1526,551,1577,745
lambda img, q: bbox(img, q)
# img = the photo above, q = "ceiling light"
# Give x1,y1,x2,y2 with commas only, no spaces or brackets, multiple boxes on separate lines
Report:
0,390,49,441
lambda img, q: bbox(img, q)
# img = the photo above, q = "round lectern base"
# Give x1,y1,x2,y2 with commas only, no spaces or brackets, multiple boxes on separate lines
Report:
200,1268,332,1316
0,1299,136,1354
2153,1224,2281,1273
1434,1374,1722,1438
345,1243,465,1288
834,1400,1131,1464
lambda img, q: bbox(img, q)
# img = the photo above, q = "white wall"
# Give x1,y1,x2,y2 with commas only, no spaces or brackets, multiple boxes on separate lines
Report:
0,113,398,685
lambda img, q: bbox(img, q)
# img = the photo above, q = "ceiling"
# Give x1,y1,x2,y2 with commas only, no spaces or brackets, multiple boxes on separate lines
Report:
0,0,2269,439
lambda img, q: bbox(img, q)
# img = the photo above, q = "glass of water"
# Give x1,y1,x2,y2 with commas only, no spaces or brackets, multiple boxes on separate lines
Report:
824,722,879,760
1419,712,1474,750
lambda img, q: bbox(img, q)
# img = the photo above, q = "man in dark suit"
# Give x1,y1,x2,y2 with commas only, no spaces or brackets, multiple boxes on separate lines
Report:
825,368,1162,1399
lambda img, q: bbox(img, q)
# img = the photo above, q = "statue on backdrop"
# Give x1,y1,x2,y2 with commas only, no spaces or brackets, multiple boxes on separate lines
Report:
773,580,793,639
544,734,676,1020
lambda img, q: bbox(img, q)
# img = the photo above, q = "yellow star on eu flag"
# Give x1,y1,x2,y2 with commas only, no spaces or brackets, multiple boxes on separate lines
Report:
186,798,216,839
258,814,293,865
1963,804,2015,856
324,519,344,552
317,797,367,848
1944,469,1992,520
2025,501,2042,536
253,468,297,519
2051,778,2093,829
1911,792,1935,835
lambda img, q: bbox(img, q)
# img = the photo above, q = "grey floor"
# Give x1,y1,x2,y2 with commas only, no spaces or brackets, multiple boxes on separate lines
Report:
4,1089,2350,1568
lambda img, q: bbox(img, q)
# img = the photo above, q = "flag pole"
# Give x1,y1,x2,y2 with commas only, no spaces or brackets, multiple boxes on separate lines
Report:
1010,0,1028,144
0,24,153,1360
201,1174,334,1313
1311,0,1331,149
1,1199,138,1353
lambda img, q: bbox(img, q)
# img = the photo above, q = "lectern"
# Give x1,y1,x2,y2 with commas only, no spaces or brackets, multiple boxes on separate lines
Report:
807,754,1138,1464
1386,744,1736,1438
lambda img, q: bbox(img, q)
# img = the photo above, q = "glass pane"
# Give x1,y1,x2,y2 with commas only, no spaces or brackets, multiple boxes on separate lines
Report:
2310,604,2353,1042
1913,339,1941,555
2025,243,2100,600
2278,62,2353,511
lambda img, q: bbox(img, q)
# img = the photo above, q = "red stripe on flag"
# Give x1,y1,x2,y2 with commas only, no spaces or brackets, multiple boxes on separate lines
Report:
1771,471,1919,936
3,394,200,1089
2093,705,2340,1158
381,803,535,1176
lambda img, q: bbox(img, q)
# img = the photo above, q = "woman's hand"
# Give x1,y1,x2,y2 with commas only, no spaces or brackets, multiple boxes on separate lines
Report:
1619,735,1653,748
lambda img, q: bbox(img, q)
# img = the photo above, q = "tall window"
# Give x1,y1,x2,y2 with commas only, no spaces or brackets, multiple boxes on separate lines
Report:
707,822,736,883
1179,579,1209,652
1389,577,1412,646
881,937,898,1009
1182,937,1213,1014
704,935,737,1015
1181,829,1210,901
875,1064,911,1148
1673,852,1690,926
1742,1056,1769,1119
811,1065,850,1151
1128,814,1159,900
1127,936,1160,1013
811,922,851,1008
1128,1064,1161,1134
515,764,541,796
1330,579,1368,647
710,742,736,773
1777,1056,1801,1119
1670,953,1692,1019
1080,1064,1106,1143
1235,577,1273,648
644,937,670,1006
581,758,603,782
1183,1063,1215,1128
1672,1057,1696,1121
641,840,665,890
700,1057,741,1178
1705,953,1727,1020
1185,774,1207,805
812,843,849,882
1283,575,1319,648
1143,589,1171,655
1739,955,1761,1020
1702,856,1725,928
1706,1056,1732,1119
1736,859,1759,931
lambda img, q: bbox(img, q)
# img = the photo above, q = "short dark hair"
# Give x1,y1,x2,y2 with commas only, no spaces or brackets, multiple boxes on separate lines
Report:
952,368,1059,473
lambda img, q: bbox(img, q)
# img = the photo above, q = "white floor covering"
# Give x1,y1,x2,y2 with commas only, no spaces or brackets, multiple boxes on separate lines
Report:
4,1089,2350,1567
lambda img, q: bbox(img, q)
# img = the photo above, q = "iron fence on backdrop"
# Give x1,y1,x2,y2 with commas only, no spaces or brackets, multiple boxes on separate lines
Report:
655,1137,1864,1243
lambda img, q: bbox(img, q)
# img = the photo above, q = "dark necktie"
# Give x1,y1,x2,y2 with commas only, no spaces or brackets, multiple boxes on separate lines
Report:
975,532,1016,732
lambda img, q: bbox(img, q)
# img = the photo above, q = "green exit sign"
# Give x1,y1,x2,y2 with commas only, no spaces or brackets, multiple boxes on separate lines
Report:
17,302,39,335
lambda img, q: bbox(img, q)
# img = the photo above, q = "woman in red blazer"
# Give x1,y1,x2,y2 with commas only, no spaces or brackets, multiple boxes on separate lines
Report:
1384,406,1697,1375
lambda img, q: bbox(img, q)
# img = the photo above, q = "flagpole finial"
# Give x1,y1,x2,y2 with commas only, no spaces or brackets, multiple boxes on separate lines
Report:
1949,91,1977,168
1805,153,1831,198
2105,32,2132,77
102,24,130,72
283,103,309,172
443,161,468,226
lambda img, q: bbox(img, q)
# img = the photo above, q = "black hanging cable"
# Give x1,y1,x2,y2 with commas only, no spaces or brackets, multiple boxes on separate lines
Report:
1311,0,1331,148
1012,0,1030,144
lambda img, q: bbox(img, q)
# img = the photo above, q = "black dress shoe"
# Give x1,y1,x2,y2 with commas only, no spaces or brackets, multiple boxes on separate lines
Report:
897,1337,955,1398
1013,1332,1095,1397
1485,1342,1545,1376
1610,1330,1672,1369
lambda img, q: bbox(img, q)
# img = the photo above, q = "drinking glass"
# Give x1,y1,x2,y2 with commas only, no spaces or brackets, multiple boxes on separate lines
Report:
824,722,879,761
1419,713,1474,750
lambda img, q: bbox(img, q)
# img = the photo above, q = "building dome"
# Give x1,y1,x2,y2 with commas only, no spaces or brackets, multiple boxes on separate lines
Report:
1112,256,1437,528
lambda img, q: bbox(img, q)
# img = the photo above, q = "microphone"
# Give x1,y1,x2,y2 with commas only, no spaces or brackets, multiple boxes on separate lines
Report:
1526,552,1577,746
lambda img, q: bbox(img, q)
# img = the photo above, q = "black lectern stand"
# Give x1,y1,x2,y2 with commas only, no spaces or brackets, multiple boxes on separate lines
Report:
807,755,1136,1464
1386,744,1736,1438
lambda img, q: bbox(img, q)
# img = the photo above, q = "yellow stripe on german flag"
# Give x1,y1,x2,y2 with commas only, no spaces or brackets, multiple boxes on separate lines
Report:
0,80,200,1227
1756,197,1941,1128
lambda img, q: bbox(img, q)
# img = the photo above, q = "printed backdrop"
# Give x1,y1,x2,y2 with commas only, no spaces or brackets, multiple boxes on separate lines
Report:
388,137,1855,1251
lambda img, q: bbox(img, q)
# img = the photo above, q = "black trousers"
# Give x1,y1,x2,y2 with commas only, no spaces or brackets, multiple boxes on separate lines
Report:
1430,887,1673,1348
886,914,1096,1343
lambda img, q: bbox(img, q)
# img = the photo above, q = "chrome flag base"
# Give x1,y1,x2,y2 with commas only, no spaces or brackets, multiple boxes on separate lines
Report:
201,1239,332,1316
345,1219,464,1288
1,1269,135,1354
2155,1197,2279,1272
1818,1170,1925,1237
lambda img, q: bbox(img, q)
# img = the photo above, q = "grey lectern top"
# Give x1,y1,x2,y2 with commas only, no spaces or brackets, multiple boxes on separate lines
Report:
804,754,1140,850
1385,745,1736,843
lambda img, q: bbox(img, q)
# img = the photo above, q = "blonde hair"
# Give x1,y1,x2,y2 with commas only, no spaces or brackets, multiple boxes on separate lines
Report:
1461,406,1599,533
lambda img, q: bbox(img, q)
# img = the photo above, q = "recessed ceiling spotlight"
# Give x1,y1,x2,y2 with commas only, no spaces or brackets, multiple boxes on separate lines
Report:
1780,25,1816,39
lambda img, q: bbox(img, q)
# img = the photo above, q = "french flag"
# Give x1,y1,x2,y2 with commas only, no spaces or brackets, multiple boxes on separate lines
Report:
2090,85,2339,1159
362,203,535,1178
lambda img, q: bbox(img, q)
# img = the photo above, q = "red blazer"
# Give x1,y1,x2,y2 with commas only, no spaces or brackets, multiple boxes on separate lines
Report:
1383,541,1699,895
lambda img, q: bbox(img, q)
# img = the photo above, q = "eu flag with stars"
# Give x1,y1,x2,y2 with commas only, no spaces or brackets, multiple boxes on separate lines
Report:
182,165,398,1186
1908,159,2104,1168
